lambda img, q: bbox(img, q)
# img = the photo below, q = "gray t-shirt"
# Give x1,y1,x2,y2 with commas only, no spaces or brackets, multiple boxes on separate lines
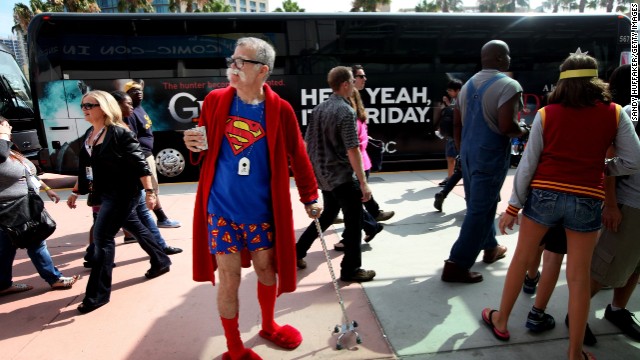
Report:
456,69,524,134
304,94,359,191
615,105,640,209
0,140,33,202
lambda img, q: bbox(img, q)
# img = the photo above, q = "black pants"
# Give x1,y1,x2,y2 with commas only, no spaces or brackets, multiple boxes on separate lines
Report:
83,192,171,307
296,181,363,276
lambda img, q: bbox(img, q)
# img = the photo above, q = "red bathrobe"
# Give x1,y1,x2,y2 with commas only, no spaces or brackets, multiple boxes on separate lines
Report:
191,84,318,295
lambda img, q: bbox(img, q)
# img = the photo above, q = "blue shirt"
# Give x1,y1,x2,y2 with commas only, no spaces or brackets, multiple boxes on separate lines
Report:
208,96,272,223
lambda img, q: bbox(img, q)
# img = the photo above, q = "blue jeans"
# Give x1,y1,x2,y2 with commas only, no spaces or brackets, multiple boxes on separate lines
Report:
296,180,364,275
83,192,171,307
0,230,62,290
135,190,167,248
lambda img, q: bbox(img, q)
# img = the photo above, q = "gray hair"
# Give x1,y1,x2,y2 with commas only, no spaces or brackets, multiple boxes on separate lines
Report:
236,37,275,79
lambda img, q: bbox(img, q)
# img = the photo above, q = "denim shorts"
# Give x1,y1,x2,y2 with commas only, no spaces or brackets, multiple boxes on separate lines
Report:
523,189,603,233
445,138,458,158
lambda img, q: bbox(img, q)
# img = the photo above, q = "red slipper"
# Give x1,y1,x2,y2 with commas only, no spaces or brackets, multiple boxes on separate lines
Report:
259,324,302,349
481,308,510,341
221,349,263,360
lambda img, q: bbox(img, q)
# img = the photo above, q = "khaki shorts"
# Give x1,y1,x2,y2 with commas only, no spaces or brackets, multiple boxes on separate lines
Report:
590,204,640,288
146,154,160,193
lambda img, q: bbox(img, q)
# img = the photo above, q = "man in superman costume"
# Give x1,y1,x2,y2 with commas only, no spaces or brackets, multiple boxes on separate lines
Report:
183,37,322,360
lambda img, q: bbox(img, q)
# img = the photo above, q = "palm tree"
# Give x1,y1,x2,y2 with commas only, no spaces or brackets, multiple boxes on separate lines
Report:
169,0,210,12
351,0,391,12
118,0,155,13
12,3,33,34
274,0,305,12
479,0,529,12
415,0,440,11
414,0,463,12
199,0,233,12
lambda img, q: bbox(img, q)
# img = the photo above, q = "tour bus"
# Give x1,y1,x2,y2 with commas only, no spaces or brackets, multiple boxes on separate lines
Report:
0,43,44,167
27,12,631,181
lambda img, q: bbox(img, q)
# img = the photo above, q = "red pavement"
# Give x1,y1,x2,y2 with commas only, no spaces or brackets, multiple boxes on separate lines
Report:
1,175,394,360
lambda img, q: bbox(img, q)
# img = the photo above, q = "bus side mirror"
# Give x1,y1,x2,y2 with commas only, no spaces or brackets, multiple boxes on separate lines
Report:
0,75,14,113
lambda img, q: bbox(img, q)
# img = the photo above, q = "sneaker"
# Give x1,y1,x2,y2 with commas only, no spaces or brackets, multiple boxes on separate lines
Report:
163,246,183,255
51,275,80,290
438,178,449,187
340,268,376,282
526,309,556,332
157,219,181,228
296,258,307,270
523,270,540,294
123,236,138,244
434,192,445,212
565,314,597,345
604,304,640,341
375,210,395,222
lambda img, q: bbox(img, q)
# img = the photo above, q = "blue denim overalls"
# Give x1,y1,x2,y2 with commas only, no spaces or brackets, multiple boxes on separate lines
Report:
449,73,513,269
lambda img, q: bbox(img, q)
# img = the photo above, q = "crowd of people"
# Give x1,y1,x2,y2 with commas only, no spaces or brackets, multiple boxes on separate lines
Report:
1,36,639,360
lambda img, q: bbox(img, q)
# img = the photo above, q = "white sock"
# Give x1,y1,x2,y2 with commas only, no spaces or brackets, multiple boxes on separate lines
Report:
610,304,622,311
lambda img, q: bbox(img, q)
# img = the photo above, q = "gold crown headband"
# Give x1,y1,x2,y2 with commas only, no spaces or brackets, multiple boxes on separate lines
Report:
559,69,599,80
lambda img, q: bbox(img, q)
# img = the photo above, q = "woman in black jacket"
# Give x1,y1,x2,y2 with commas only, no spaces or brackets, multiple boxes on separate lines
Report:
66,90,171,314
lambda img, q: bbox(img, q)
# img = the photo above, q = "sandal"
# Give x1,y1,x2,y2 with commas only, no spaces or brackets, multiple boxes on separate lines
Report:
481,308,510,341
0,283,33,296
582,350,596,360
51,275,80,290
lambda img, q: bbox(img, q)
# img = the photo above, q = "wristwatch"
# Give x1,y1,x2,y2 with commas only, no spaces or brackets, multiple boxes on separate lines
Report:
145,189,156,194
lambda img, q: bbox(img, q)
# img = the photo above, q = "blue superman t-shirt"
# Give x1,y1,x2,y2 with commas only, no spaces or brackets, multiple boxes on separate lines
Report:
208,96,272,224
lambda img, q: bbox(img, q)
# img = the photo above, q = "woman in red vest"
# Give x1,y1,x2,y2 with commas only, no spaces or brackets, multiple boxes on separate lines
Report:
482,51,640,360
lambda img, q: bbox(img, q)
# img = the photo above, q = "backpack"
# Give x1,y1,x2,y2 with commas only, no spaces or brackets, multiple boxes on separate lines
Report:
439,105,455,138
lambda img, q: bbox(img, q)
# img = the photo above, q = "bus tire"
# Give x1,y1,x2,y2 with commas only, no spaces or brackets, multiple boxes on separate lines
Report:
153,132,198,183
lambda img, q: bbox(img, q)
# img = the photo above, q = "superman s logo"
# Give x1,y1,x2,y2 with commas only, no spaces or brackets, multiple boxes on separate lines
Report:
225,116,265,155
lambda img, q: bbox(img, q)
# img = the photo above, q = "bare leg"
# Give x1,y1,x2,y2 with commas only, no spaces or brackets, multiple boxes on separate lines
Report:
446,156,455,178
526,245,544,280
492,217,549,332
565,229,598,360
216,252,243,318
612,272,640,309
534,251,565,310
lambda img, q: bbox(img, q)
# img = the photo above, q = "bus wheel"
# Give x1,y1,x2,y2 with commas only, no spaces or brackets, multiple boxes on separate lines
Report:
155,148,186,179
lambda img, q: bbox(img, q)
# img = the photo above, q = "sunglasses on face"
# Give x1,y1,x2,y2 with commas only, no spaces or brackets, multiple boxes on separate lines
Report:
226,57,265,69
80,103,100,110
355,75,367,79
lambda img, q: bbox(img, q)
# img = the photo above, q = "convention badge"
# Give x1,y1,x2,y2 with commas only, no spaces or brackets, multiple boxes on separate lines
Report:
86,166,93,181
238,157,250,176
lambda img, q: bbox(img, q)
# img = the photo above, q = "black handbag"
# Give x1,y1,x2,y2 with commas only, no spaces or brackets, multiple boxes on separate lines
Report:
0,170,57,249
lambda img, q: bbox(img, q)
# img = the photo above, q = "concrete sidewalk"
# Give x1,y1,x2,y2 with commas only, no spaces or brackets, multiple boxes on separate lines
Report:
1,170,639,360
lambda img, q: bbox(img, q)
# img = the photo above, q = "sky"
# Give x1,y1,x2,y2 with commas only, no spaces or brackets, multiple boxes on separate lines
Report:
0,0,556,38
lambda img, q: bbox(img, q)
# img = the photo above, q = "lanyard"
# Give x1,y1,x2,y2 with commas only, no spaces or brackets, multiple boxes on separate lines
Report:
85,127,105,157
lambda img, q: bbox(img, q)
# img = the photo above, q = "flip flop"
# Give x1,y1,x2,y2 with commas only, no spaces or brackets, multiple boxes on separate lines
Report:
481,308,510,341
583,350,596,360
0,283,33,296
259,324,303,349
221,349,263,360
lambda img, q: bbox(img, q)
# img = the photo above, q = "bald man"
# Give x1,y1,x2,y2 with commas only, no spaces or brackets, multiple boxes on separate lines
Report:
441,40,528,283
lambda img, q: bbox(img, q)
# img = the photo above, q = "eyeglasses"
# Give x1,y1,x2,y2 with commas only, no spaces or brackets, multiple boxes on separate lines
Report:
226,57,265,69
355,75,367,79
80,103,100,110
